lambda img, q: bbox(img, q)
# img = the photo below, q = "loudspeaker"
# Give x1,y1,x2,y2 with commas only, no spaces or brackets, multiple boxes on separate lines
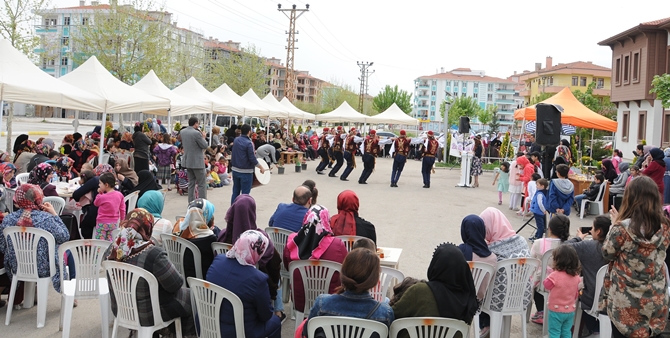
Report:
535,103,562,146
458,116,471,134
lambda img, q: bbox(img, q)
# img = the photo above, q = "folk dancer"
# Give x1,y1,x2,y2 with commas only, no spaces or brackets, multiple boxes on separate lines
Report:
358,130,379,184
422,131,439,188
327,128,336,168
328,126,345,177
340,128,362,181
315,128,331,174
390,130,410,187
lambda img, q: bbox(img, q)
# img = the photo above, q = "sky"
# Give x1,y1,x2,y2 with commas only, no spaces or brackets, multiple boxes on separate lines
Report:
51,0,668,96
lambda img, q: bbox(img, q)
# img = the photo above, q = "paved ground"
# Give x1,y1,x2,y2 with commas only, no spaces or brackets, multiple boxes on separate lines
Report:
1,156,598,337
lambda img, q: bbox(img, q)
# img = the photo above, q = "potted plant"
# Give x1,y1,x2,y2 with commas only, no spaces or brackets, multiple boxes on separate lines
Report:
301,159,307,171
295,158,302,173
277,159,285,175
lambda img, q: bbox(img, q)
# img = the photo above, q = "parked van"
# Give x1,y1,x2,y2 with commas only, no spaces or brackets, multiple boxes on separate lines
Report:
215,116,266,129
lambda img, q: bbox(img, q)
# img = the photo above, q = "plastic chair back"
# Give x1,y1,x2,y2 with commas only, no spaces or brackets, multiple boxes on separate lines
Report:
4,187,15,212
2,227,56,280
44,196,66,216
111,228,121,241
390,317,469,338
160,234,203,284
69,177,81,185
188,277,245,338
123,191,140,216
483,258,540,314
468,261,495,302
265,227,292,260
335,235,367,252
289,260,342,322
211,242,233,256
308,316,389,338
371,266,405,302
537,249,554,295
15,173,29,186
58,239,110,299
595,181,607,201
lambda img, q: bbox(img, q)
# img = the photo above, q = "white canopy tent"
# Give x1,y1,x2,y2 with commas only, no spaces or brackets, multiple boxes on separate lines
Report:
133,70,211,117
242,89,286,119
59,56,170,163
211,84,269,117
366,103,419,125
280,97,316,120
316,101,368,123
262,94,296,119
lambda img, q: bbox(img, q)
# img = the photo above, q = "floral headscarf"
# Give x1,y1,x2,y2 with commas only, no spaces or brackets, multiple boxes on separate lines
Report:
286,204,336,260
36,138,54,155
56,156,75,180
177,198,215,239
73,139,86,152
109,208,155,261
94,163,115,177
0,150,9,163
226,230,268,267
28,162,54,188
0,163,17,188
14,184,44,227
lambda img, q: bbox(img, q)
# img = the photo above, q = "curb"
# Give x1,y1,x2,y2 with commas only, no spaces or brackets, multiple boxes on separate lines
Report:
0,131,65,136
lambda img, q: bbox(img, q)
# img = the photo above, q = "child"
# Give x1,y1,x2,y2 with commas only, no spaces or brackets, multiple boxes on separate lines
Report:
516,155,535,215
508,152,524,210
93,172,126,241
175,146,188,195
529,178,549,241
492,162,510,205
521,173,542,215
574,173,604,214
530,151,543,178
547,164,575,216
544,245,581,338
626,165,640,185
153,134,177,190
218,158,231,186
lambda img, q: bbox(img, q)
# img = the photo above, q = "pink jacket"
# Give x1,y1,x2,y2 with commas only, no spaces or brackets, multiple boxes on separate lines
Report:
94,190,126,224
543,270,581,313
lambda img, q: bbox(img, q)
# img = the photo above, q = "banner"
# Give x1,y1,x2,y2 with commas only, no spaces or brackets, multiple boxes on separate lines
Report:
449,133,474,158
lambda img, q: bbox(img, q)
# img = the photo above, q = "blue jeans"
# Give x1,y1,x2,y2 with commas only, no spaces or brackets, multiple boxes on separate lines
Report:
391,154,407,184
534,213,546,238
274,280,284,312
231,171,253,205
574,194,586,210
547,310,574,338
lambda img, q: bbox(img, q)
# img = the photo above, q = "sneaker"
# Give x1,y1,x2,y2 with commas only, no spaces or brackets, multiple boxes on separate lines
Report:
279,312,287,324
479,326,490,338
528,236,536,243
531,311,543,320
531,311,544,324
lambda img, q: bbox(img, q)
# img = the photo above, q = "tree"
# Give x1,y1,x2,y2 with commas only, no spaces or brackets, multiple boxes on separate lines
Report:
651,74,670,108
477,104,497,127
320,82,360,113
206,44,269,95
573,81,616,118
530,92,555,105
372,85,412,114
488,113,500,135
440,96,483,129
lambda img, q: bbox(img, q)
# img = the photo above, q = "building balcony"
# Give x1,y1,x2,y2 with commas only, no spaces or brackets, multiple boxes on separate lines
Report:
416,105,429,108
499,119,515,125
497,110,515,115
519,89,530,97
496,88,515,95
417,83,429,88
417,95,428,99
496,99,515,105
35,25,58,34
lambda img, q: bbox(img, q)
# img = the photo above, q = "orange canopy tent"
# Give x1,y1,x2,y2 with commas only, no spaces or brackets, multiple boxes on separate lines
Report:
513,87,617,132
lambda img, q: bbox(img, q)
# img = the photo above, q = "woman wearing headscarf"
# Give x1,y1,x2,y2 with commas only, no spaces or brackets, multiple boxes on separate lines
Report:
108,209,195,337
458,215,497,300
392,243,478,338
173,198,217,285
477,207,531,336
601,158,618,184
114,159,138,194
137,190,172,247
664,148,670,204
119,132,134,150
206,230,281,338
28,162,58,197
27,138,55,172
330,190,377,243
14,139,36,174
55,156,77,181
12,134,29,162
0,163,16,212
642,147,666,198
68,139,89,173
284,204,347,317
128,170,160,198
224,124,238,146
132,124,152,173
60,134,74,155
550,156,569,179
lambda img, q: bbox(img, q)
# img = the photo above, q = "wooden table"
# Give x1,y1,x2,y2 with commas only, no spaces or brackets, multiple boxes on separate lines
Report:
280,151,304,165
378,247,402,269
569,177,610,213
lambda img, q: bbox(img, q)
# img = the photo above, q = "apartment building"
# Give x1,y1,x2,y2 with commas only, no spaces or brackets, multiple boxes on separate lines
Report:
516,56,611,104
265,58,325,104
598,17,670,157
412,68,517,132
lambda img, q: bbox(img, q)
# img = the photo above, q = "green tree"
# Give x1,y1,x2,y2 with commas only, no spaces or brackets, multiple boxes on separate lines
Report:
439,96,483,128
488,113,500,135
372,85,413,114
477,104,497,127
573,81,617,119
530,92,555,105
651,73,670,108
320,82,360,113
207,44,269,95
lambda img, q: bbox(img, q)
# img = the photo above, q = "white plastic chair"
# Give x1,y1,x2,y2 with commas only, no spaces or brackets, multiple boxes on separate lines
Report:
390,317,470,338
266,226,293,303
187,277,245,337
580,182,608,219
468,261,496,301
102,261,183,338
211,242,233,256
160,234,203,285
101,153,110,166
335,235,367,252
3,227,56,328
3,187,15,213
308,316,389,338
371,266,405,302
473,257,540,338
572,265,610,338
111,228,121,241
43,196,66,216
123,191,139,216
58,239,111,338
289,259,343,333
15,173,29,186
68,177,81,185
536,249,555,337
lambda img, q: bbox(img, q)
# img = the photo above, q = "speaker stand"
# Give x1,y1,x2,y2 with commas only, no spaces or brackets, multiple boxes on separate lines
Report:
456,135,472,188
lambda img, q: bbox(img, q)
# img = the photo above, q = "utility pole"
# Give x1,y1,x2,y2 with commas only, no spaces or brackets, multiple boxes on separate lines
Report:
357,61,373,114
278,3,309,102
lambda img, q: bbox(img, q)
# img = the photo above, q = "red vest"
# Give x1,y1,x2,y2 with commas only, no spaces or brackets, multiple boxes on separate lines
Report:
364,138,379,157
394,137,410,156
425,138,439,156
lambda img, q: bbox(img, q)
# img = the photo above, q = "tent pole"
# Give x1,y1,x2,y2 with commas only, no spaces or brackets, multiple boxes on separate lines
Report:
167,109,171,136
99,111,107,165
590,129,594,162
0,100,3,144
209,112,213,146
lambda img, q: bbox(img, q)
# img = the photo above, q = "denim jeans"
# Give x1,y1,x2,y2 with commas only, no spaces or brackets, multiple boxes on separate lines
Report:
231,171,253,205
274,280,284,312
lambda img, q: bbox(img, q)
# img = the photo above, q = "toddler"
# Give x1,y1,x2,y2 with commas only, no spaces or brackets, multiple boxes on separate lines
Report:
544,245,581,338
492,162,510,205
93,172,126,241
508,153,524,210
529,178,549,241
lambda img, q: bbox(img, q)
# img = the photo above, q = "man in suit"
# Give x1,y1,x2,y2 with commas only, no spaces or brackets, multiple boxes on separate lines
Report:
180,117,209,202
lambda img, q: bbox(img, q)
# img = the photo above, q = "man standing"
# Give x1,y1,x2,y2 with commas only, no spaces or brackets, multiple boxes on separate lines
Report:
390,129,410,187
230,124,265,205
422,130,439,188
315,127,330,174
358,130,379,184
340,128,361,181
180,117,209,202
268,185,312,232
328,126,345,177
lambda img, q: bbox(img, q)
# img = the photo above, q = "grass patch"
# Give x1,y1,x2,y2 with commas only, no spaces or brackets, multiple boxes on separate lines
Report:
435,159,502,171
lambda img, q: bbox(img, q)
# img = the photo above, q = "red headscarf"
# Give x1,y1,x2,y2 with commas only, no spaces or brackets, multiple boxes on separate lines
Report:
14,183,44,227
330,190,359,236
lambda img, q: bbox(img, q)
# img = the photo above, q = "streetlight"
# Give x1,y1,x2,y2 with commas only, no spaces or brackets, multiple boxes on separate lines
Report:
443,96,452,163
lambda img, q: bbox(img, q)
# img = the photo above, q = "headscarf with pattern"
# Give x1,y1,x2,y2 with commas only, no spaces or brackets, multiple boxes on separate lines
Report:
73,139,86,152
0,150,9,163
36,138,54,155
287,204,336,260
13,184,44,227
55,156,75,180
28,162,54,189
480,207,516,243
109,208,155,261
226,230,268,266
177,198,215,239
94,163,115,177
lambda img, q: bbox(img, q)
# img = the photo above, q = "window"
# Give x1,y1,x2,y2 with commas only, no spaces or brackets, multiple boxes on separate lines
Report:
487,94,493,101
597,78,604,89
572,76,578,86
61,37,69,46
44,18,56,26
633,51,640,83
548,77,554,86
623,54,630,84
638,111,647,142
431,91,436,96
622,111,629,141
82,17,89,25
61,57,68,66
473,82,479,88
63,17,70,25
580,77,587,86
473,92,478,99
615,57,621,85
431,80,437,85
663,111,670,146
487,84,494,91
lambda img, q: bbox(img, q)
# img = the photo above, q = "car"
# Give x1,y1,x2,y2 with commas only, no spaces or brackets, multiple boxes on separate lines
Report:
375,131,397,140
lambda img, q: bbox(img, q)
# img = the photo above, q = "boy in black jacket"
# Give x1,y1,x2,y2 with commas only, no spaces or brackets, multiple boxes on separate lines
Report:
574,173,604,214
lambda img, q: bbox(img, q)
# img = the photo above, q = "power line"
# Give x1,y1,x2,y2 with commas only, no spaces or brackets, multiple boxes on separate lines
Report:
209,0,285,32
278,4,309,102
184,1,283,38
308,10,361,62
357,62,374,113
231,0,287,28
299,17,354,62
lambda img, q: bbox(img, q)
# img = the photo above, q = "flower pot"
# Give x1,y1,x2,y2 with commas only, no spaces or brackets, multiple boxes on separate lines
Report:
278,167,285,175
295,165,302,173
301,163,307,170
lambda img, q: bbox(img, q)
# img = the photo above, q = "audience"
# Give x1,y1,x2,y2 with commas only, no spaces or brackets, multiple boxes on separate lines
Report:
302,179,318,204
642,147,666,199
268,185,312,232
93,172,125,241
458,215,497,300
330,190,377,244
129,170,161,198
547,164,574,216
544,245,582,338
27,162,58,197
600,158,618,184
609,162,630,196
574,173,604,214
27,138,55,172
174,199,217,285
114,160,138,194
72,169,100,238
14,139,36,174
137,190,172,247
132,124,152,172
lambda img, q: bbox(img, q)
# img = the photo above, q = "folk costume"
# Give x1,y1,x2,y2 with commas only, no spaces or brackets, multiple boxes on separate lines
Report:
328,126,345,177
358,130,379,184
315,128,331,174
422,131,439,188
340,128,360,181
390,130,410,187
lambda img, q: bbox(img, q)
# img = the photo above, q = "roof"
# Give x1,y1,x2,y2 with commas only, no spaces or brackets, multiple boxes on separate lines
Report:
58,4,110,10
599,17,670,45
419,71,514,83
204,40,240,52
517,61,610,79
